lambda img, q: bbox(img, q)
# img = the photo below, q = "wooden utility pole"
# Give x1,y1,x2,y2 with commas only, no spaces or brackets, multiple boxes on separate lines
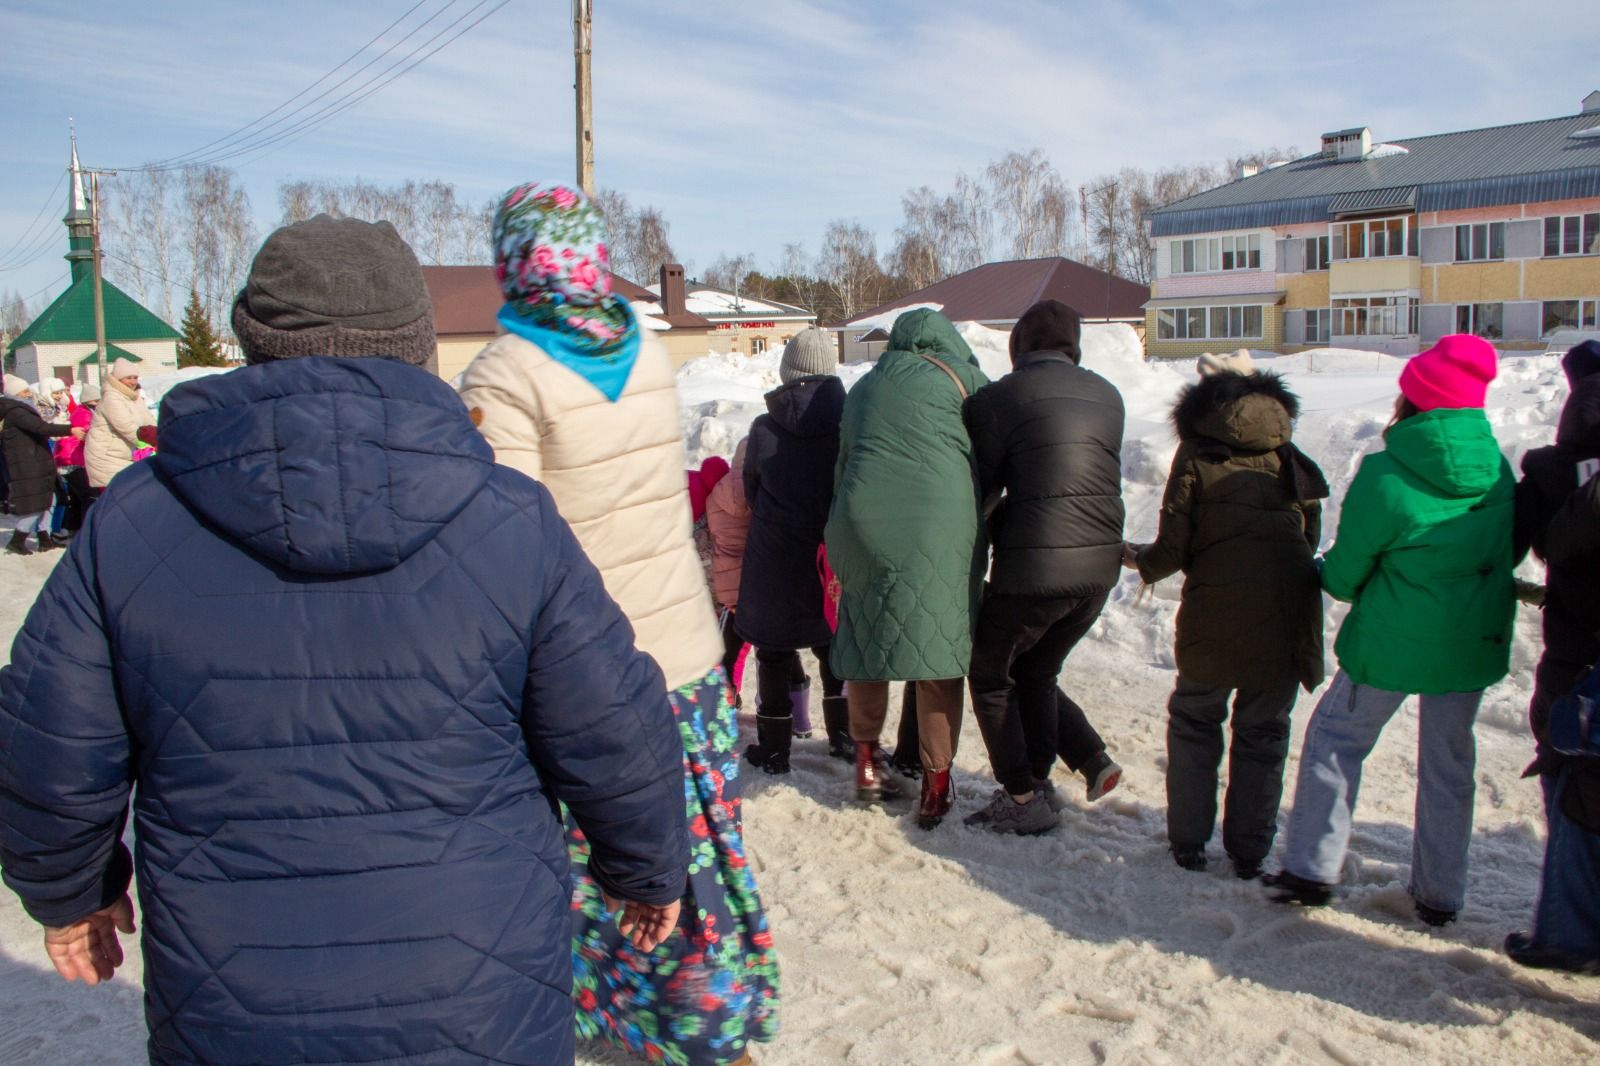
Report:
89,170,112,383
573,0,594,195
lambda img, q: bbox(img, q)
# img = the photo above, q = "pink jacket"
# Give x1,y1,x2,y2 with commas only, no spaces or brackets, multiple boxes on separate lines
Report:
55,399,92,469
706,439,752,609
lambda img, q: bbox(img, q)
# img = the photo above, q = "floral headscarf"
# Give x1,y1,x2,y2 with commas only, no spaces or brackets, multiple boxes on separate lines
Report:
493,182,632,356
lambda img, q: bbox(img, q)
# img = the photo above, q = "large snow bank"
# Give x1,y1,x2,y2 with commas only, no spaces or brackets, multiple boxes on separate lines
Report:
140,367,238,416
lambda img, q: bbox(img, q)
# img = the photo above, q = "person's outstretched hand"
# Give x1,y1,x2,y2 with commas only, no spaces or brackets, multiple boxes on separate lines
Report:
601,892,681,953
1120,542,1139,570
44,894,135,985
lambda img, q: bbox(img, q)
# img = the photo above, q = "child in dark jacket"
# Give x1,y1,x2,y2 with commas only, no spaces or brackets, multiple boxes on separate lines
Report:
1130,355,1328,879
740,329,849,773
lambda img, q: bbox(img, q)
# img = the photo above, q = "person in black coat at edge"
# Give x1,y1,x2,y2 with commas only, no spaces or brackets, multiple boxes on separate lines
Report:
1515,339,1600,752
0,216,688,1065
961,299,1126,835
1506,339,1600,973
1,374,76,555
740,328,849,773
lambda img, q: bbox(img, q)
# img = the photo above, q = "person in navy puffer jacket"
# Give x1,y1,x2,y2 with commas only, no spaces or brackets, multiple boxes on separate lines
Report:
0,215,688,1065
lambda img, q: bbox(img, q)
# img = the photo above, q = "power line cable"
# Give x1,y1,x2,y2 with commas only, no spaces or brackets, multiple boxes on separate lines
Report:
0,171,69,264
125,0,444,173
0,224,68,274
166,0,507,172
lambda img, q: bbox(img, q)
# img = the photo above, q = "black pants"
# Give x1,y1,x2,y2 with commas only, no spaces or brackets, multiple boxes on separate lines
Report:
58,467,92,534
901,681,1102,776
968,590,1111,796
718,608,746,693
756,645,842,715
1165,675,1299,864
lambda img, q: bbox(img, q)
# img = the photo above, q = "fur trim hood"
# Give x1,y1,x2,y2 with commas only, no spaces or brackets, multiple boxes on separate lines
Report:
1172,369,1301,450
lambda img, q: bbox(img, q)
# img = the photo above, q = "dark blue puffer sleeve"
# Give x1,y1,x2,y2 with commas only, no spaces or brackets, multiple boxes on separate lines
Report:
0,528,133,927
520,489,688,907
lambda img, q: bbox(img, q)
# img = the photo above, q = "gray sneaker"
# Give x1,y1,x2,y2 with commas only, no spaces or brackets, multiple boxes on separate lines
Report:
964,788,1058,835
1032,778,1068,813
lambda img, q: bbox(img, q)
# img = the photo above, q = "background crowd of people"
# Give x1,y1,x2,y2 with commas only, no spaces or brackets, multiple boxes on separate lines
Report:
0,186,1594,1066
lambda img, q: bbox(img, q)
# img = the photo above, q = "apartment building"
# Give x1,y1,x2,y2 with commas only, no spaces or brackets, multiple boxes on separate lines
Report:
1145,93,1600,358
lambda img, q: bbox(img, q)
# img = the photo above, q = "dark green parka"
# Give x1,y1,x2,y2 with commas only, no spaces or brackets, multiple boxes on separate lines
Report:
1136,371,1327,692
825,310,989,680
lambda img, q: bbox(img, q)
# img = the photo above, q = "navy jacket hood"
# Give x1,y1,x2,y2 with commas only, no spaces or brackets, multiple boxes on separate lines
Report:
764,375,845,438
155,357,494,575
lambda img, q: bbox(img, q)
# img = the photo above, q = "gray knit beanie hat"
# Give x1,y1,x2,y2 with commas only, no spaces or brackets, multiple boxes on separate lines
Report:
232,214,435,366
779,327,837,384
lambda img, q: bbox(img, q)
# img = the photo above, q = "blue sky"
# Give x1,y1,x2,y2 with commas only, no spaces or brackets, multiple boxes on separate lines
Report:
2,0,1596,305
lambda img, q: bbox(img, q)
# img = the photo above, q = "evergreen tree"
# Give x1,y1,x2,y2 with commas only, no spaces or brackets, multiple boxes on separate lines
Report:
176,289,226,368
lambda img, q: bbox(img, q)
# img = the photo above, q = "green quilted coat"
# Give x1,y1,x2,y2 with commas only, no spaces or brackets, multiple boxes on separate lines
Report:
825,310,990,681
1321,407,1516,694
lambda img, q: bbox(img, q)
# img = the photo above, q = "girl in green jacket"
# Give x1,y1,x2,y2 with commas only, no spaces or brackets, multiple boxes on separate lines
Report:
1270,335,1516,928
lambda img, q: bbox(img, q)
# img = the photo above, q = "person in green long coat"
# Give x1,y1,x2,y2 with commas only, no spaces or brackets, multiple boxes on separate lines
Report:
1271,334,1516,929
825,309,989,826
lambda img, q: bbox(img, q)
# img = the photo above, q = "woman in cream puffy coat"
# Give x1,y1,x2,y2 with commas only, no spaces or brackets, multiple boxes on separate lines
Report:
458,182,777,1066
85,360,155,489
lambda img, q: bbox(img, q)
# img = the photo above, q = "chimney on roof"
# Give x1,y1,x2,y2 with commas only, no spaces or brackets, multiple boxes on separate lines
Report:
1584,89,1600,113
660,263,686,317
1320,127,1372,161
1238,163,1259,179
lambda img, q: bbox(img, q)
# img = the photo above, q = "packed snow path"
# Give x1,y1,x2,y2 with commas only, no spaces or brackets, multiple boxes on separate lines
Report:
3,332,1598,1063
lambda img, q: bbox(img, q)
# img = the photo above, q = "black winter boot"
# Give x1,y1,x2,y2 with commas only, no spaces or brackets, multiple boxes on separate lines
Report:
5,531,32,556
821,696,853,761
743,713,793,775
34,532,59,553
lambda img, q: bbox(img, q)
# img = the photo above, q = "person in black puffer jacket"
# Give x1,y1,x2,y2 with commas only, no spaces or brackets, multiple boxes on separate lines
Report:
739,328,848,773
963,300,1126,834
1,374,75,555
1515,340,1600,750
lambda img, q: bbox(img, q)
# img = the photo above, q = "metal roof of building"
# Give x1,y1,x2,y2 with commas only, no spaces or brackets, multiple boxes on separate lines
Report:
843,257,1149,329
1328,186,1419,215
1152,112,1600,237
8,277,179,352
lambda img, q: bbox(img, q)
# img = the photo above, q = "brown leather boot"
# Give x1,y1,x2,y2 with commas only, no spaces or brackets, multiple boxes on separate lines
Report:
917,768,953,829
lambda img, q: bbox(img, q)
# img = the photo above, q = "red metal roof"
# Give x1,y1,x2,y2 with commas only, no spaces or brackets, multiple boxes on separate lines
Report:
420,265,713,336
844,258,1149,329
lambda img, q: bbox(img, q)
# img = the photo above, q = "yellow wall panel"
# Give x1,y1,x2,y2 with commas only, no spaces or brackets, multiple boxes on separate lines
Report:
1284,272,1330,309
1330,259,1421,294
1524,258,1600,300
1430,262,1522,303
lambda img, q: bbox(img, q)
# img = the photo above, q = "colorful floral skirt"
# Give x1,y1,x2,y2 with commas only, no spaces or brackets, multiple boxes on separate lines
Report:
569,668,780,1065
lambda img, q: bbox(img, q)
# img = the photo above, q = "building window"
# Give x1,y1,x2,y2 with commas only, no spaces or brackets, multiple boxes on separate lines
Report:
1454,223,1505,262
1305,308,1332,343
1456,303,1504,340
751,337,768,355
1169,234,1261,275
1544,214,1600,257
1156,305,1263,340
1304,236,1330,271
1336,215,1413,260
1332,295,1420,336
1543,299,1600,336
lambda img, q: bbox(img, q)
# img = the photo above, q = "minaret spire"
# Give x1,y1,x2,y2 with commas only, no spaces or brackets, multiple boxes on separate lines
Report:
64,127,94,284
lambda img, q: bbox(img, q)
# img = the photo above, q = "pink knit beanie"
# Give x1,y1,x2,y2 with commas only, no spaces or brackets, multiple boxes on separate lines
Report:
1398,334,1497,411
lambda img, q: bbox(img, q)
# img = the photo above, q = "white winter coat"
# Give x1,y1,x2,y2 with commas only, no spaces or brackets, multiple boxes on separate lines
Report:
86,375,155,488
459,329,723,691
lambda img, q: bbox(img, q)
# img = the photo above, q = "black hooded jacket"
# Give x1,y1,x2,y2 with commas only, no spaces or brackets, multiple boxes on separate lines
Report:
1516,366,1600,668
965,347,1126,599
736,374,846,649
0,396,72,516
1136,370,1328,691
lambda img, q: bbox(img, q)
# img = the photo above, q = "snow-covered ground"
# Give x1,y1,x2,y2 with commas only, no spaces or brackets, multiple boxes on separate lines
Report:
2,329,1597,1064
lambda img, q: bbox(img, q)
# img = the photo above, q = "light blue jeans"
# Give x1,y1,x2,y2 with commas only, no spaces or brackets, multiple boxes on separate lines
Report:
1282,670,1483,912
